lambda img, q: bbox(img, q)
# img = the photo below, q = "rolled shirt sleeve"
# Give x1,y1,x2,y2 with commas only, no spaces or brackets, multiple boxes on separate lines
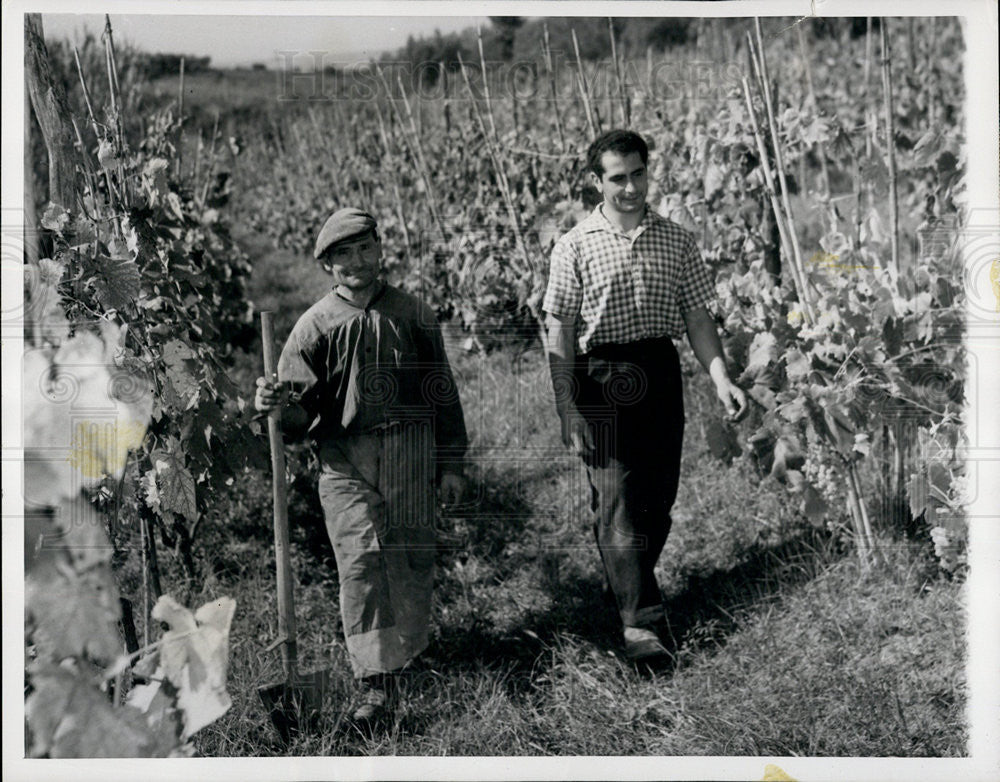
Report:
542,238,584,319
276,327,327,441
676,233,716,315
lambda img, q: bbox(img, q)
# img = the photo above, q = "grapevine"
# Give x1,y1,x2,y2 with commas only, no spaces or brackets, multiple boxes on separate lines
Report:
24,14,241,757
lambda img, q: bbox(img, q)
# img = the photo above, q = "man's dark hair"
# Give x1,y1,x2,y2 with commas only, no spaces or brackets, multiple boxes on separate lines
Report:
586,130,649,177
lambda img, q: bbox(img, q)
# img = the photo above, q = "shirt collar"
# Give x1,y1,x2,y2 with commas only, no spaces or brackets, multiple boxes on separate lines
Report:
581,203,655,237
332,278,387,309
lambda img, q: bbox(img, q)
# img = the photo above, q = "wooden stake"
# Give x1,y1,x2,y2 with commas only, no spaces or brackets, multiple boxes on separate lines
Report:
571,28,598,138
741,77,814,323
374,103,413,252
751,20,810,300
73,46,124,239
25,13,80,209
608,17,629,126
863,18,875,158
796,23,835,231
176,57,186,178
880,18,900,275
374,65,447,242
542,22,567,153
457,54,535,289
476,24,498,141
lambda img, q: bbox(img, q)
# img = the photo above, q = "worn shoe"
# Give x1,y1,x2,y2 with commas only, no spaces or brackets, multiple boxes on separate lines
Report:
623,625,671,661
350,674,394,726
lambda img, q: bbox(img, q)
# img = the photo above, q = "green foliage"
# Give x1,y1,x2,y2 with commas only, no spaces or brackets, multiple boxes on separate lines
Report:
23,330,236,757
42,84,265,573
230,16,968,567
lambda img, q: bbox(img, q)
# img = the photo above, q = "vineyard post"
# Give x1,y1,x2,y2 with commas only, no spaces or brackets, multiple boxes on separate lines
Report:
645,44,653,97
395,71,448,242
73,47,126,241
24,88,40,269
906,17,917,74
750,21,810,300
475,37,508,155
571,28,599,137
457,53,535,292
844,462,875,567
193,128,203,191
864,18,876,158
440,60,451,133
741,77,814,323
476,25,499,141
608,17,630,127
176,56,185,178
795,23,836,232
374,103,413,252
880,18,900,275
199,112,221,205
542,22,567,153
25,14,80,210
375,65,447,242
103,15,130,209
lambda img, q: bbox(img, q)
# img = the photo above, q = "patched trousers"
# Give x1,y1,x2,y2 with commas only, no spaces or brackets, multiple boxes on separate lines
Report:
317,420,436,678
575,337,684,629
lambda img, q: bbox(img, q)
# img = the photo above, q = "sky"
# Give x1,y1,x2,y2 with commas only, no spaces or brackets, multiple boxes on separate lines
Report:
41,13,491,68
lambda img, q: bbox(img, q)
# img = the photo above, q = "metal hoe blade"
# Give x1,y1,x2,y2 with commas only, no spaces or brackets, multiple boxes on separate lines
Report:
258,669,331,745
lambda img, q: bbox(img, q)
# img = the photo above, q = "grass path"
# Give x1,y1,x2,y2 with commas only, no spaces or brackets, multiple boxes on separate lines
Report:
191,228,966,757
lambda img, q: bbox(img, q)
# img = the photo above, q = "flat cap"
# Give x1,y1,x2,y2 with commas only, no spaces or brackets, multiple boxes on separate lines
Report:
313,208,378,259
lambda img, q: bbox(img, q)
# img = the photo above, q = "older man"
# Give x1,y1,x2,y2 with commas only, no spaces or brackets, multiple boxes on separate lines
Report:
255,207,467,725
543,130,746,661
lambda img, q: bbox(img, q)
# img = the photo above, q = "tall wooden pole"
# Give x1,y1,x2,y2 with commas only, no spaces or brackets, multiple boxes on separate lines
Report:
25,14,80,209
880,19,900,275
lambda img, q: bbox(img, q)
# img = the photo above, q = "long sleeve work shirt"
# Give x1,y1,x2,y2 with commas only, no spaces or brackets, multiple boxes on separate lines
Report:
277,281,468,474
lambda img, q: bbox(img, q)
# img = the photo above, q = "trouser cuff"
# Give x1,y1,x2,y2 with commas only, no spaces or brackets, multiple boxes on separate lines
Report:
623,604,667,629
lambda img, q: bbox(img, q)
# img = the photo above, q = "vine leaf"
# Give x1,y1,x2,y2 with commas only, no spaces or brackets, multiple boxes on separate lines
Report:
147,436,198,521
126,678,191,756
706,418,741,464
26,666,155,758
770,436,806,483
162,339,201,407
40,202,70,233
801,484,829,527
741,331,777,382
25,551,121,662
87,251,141,312
784,349,811,382
140,595,237,739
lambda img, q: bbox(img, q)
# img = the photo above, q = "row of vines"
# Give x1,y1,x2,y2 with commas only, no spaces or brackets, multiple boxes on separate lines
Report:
231,16,967,568
23,15,256,756
21,12,968,759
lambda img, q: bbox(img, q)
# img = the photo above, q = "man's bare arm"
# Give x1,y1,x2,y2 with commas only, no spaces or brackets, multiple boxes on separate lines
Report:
544,313,594,456
682,306,748,420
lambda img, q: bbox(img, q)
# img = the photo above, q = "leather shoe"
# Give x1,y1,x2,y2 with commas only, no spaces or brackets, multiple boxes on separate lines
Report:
623,626,671,661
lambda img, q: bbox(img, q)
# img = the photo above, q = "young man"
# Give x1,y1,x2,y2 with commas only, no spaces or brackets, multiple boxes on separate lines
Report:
543,130,747,662
254,207,467,725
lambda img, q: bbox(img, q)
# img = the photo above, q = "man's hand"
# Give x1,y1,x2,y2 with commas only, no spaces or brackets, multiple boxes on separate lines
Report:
439,471,465,506
562,409,595,458
254,375,288,413
715,377,748,422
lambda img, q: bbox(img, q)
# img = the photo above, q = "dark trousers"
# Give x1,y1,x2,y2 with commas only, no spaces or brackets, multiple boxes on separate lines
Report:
575,337,684,628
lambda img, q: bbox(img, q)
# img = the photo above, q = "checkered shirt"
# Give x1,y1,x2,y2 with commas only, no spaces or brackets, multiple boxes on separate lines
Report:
542,205,715,354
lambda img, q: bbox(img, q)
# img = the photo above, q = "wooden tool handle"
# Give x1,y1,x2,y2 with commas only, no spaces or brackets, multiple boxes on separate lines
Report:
261,312,297,679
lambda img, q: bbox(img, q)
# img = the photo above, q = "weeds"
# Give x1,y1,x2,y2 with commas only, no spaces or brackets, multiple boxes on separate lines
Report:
191,239,966,756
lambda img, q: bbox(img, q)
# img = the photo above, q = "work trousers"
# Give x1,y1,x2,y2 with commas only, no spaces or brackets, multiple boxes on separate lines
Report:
575,337,684,629
317,420,436,678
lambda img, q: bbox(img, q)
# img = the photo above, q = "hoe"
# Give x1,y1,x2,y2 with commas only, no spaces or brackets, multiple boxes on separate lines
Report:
257,311,330,744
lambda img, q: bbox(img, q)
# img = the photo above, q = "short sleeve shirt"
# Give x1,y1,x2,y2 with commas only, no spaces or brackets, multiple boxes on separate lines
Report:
542,205,715,354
